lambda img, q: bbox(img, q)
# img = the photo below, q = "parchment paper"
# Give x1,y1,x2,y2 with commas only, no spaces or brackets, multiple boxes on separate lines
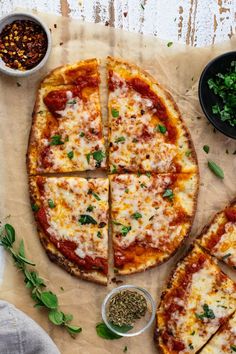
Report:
0,11,236,354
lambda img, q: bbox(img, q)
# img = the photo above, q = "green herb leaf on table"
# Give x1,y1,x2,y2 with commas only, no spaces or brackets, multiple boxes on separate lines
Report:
208,160,224,179
203,145,210,154
96,322,123,340
0,224,81,337
167,42,173,47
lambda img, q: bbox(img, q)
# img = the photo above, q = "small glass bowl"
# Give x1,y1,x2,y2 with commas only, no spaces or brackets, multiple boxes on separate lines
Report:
101,284,156,337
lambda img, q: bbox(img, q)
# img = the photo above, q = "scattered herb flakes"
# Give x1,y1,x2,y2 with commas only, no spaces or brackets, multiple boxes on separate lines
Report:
111,108,119,118
48,199,55,208
208,160,224,179
93,150,106,163
222,253,231,260
231,345,236,352
185,150,192,157
97,231,102,239
125,188,129,193
60,286,64,291
86,205,95,212
195,304,215,320
163,189,174,200
16,82,21,87
123,346,128,352
132,138,138,143
156,124,167,134
31,204,39,212
203,145,210,154
78,214,97,225
226,149,229,154
111,165,117,173
49,135,64,146
88,189,101,201
115,136,126,143
132,212,142,220
67,151,74,159
208,61,236,127
86,153,91,163
191,331,195,336
167,41,173,47
146,172,151,178
79,132,85,137
141,4,144,9
67,99,76,105
140,183,146,188
189,343,194,350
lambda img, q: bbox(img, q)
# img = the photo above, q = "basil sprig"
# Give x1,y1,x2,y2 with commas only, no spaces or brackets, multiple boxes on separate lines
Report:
96,321,132,340
0,224,81,337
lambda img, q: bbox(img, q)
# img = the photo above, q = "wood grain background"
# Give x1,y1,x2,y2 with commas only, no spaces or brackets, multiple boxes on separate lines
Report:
0,0,235,46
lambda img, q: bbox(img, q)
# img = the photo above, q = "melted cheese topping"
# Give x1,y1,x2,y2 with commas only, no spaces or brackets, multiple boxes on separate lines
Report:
108,61,197,174
110,173,197,253
157,245,236,354
200,210,236,267
201,313,236,353
36,177,109,260
29,85,106,174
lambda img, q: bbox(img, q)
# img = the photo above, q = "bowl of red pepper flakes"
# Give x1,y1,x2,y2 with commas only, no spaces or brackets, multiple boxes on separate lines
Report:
0,12,51,77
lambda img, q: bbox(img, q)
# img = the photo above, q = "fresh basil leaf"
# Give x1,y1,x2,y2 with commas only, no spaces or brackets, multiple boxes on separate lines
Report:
156,124,167,134
231,345,236,352
111,108,119,118
121,226,131,236
67,151,74,159
132,212,142,220
67,99,76,105
49,309,64,325
5,224,15,245
97,231,102,238
146,172,151,178
40,291,58,309
195,304,215,320
86,153,91,163
48,199,55,208
163,189,174,200
86,205,95,212
111,165,117,173
79,132,85,137
65,324,82,336
63,313,73,323
185,150,191,157
203,145,210,154
208,160,224,179
78,214,97,225
125,188,129,193
96,322,122,340
88,189,101,201
49,135,64,146
93,150,106,163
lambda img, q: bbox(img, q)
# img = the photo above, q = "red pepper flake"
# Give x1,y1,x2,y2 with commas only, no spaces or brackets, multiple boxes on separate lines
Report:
0,20,48,71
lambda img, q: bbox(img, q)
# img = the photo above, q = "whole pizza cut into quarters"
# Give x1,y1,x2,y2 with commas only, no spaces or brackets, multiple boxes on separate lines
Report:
27,57,199,284
156,244,236,354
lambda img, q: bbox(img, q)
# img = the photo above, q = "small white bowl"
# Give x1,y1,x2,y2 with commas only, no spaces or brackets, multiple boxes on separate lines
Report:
0,12,52,77
102,284,156,337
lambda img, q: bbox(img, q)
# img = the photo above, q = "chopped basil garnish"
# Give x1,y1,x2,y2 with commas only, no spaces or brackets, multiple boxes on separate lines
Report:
86,205,95,212
48,199,55,208
97,231,102,239
203,145,210,154
156,124,167,134
208,160,224,179
132,138,138,143
191,331,195,335
231,345,236,352
189,343,194,350
123,346,128,353
163,189,174,200
111,165,117,173
140,183,147,188
67,151,74,159
146,172,151,178
195,304,215,320
86,153,91,163
185,150,191,157
78,215,97,225
49,135,64,146
88,189,101,201
113,221,122,226
79,132,85,137
125,188,129,193
132,212,142,220
121,226,132,236
115,136,126,143
93,150,106,163
222,253,231,260
31,204,39,212
111,108,119,118
137,171,141,177
67,99,76,105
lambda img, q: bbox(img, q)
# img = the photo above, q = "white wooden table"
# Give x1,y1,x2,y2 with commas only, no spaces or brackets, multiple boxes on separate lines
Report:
0,0,235,46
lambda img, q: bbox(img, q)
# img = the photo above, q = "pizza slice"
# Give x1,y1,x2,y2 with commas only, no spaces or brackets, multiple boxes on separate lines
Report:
109,172,198,274
156,245,236,354
29,176,109,285
200,312,236,353
198,199,236,269
107,56,198,174
27,59,106,174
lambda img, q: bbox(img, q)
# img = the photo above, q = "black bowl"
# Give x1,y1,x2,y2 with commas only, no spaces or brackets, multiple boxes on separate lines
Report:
198,51,236,139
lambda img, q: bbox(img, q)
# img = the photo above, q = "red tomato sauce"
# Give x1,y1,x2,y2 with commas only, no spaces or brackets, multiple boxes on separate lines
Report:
225,207,236,222
205,224,226,250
